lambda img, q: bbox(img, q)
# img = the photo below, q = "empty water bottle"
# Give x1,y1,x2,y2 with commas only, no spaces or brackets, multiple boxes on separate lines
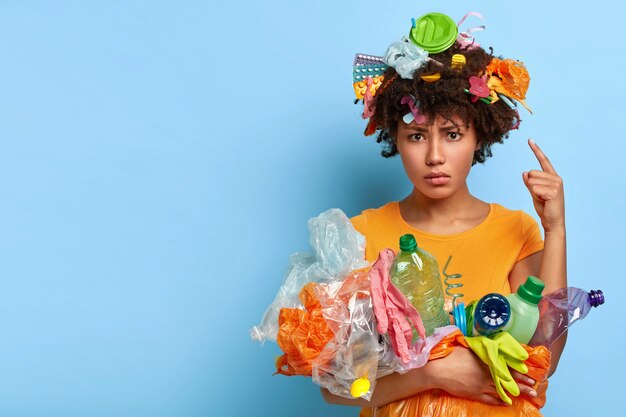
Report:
389,234,449,336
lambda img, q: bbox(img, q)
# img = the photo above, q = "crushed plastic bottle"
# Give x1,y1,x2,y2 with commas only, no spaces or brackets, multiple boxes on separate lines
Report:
528,288,605,347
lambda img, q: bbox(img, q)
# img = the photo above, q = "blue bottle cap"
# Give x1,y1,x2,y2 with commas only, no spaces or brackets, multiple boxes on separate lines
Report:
474,293,511,335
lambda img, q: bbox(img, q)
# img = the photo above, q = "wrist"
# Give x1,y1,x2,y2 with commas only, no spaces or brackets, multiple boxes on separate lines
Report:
421,358,441,391
544,224,566,236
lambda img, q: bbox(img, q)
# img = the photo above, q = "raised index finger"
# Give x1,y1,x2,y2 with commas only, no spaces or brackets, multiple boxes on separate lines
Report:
528,139,557,174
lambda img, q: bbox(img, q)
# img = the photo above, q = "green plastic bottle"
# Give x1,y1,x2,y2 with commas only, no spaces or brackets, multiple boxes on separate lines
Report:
503,276,545,344
390,234,450,336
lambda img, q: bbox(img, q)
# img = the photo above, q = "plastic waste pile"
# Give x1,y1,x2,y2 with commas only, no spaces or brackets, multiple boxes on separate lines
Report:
251,208,604,410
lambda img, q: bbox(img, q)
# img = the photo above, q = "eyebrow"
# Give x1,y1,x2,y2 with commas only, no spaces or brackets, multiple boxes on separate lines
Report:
406,124,461,132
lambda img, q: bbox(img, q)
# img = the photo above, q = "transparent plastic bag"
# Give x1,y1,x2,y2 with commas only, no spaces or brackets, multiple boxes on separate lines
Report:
312,269,380,401
376,326,459,378
250,208,367,343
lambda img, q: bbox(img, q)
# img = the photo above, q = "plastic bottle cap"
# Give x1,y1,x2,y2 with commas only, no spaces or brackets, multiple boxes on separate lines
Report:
516,276,545,305
399,234,417,252
409,13,458,54
589,289,605,307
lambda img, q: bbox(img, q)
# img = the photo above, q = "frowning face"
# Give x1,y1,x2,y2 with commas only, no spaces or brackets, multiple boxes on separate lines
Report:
395,114,480,201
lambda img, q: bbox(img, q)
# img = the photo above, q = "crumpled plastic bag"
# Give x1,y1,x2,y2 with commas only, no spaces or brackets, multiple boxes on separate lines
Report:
309,263,460,400
250,209,367,343
376,325,459,378
359,330,551,417
312,269,380,401
275,282,335,376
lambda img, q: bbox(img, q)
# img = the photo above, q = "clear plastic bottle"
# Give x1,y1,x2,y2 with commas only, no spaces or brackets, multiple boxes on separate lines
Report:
502,276,545,344
390,234,449,336
528,288,605,347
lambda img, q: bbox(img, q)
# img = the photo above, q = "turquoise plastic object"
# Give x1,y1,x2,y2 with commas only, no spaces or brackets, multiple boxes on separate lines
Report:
503,276,545,344
409,13,458,54
452,302,467,335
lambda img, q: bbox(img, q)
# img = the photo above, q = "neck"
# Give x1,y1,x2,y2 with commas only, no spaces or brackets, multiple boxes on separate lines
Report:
404,185,479,223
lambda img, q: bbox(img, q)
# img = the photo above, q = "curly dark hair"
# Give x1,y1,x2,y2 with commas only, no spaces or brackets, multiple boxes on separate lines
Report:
366,42,521,164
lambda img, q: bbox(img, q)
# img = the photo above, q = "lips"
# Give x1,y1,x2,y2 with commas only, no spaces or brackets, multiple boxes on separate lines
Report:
424,172,450,179
424,172,450,185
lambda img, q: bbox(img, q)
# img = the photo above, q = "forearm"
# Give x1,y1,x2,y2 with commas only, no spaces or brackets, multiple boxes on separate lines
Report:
540,226,567,375
321,362,435,408
540,227,567,292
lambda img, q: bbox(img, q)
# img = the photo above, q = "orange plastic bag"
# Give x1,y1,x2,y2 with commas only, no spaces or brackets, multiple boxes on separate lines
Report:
359,331,551,417
275,282,335,376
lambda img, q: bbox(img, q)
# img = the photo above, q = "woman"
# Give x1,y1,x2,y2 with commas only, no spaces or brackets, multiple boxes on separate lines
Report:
323,12,566,414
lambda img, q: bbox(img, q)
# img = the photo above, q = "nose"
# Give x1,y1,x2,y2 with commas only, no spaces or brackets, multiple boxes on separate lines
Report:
426,138,445,166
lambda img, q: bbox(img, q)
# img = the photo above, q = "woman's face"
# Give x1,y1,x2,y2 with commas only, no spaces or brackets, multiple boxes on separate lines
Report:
395,114,480,200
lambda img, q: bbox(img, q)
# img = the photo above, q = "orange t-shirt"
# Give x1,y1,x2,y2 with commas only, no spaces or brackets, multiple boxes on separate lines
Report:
350,201,544,304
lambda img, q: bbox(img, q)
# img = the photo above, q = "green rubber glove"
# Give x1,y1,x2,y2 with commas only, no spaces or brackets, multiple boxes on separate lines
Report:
464,332,529,405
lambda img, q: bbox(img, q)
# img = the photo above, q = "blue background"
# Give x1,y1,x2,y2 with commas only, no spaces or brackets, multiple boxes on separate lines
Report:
0,1,623,416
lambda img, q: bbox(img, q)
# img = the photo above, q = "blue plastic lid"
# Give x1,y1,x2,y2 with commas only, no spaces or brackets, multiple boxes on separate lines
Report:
474,293,511,335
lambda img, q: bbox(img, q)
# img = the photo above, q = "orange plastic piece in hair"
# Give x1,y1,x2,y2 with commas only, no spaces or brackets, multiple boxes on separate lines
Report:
486,58,533,113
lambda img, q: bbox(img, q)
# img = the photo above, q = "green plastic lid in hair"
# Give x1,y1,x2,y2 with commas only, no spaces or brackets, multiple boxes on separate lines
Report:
399,234,417,252
516,276,545,305
409,12,458,54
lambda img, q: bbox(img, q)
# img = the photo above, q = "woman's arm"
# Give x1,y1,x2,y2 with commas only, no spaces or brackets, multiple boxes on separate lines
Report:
321,343,537,408
516,139,568,376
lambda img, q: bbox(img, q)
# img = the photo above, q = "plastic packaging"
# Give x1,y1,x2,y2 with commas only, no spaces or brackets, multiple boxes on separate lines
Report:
275,282,335,376
472,293,511,336
529,287,605,347
383,38,429,79
312,269,380,401
502,276,545,344
390,234,449,336
250,209,367,343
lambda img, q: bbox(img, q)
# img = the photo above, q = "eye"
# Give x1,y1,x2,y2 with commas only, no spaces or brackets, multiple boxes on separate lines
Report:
408,133,424,142
447,131,462,141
